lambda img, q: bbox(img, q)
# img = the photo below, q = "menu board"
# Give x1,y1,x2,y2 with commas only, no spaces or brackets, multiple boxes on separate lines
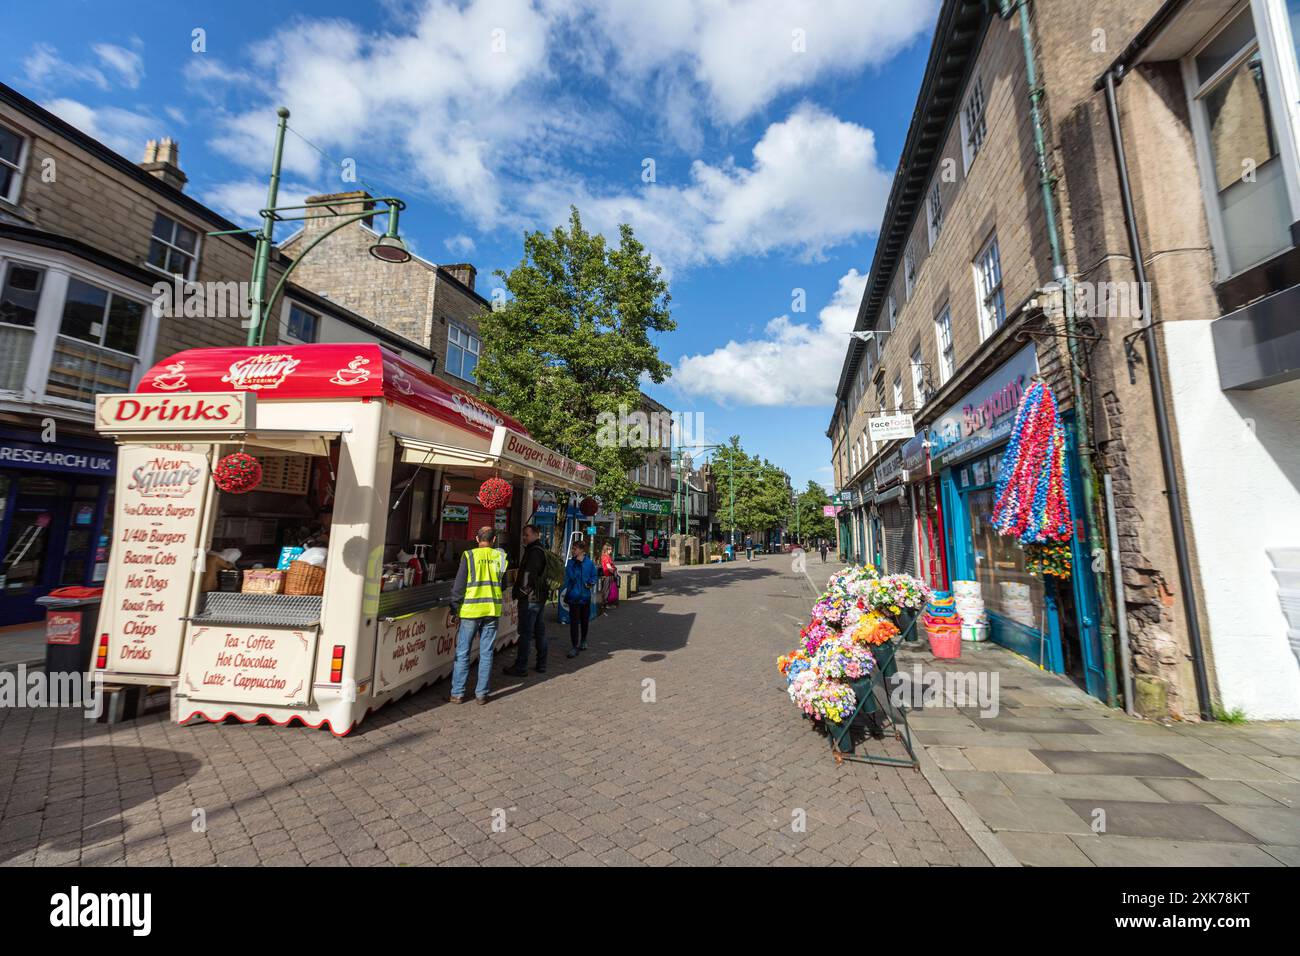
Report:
182,625,313,707
258,454,311,495
375,599,518,693
103,443,211,677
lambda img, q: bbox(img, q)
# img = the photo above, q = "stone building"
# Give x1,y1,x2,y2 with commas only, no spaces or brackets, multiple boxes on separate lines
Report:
0,83,433,627
278,190,488,394
829,0,1300,720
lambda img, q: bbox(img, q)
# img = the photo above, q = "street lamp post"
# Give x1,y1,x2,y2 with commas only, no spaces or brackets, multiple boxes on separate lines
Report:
207,107,414,347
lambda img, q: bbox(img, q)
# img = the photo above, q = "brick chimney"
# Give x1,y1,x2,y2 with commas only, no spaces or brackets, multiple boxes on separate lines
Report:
140,138,187,191
304,190,375,232
442,263,476,291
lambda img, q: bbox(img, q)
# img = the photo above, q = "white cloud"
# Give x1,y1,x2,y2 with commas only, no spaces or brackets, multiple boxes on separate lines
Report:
43,98,155,157
520,103,892,272
564,0,940,126
93,42,145,89
444,233,476,256
198,0,925,272
670,267,867,407
24,44,108,91
202,178,319,231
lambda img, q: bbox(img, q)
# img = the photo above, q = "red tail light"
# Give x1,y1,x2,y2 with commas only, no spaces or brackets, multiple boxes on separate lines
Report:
330,645,344,683
95,633,109,669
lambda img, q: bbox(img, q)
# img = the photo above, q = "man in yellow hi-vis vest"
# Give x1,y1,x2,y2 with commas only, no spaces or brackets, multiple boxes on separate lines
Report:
449,526,505,704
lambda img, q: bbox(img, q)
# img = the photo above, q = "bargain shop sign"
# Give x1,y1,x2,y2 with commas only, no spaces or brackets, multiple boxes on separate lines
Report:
927,344,1038,467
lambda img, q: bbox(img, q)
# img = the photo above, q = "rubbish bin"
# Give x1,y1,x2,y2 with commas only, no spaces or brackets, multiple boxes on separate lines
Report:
37,591,103,679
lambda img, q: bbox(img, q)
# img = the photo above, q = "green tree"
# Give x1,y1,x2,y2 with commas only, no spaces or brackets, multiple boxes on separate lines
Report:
476,207,676,535
710,437,791,542
791,480,834,543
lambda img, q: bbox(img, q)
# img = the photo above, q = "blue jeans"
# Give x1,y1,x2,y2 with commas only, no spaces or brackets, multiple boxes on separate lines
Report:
510,601,547,670
450,615,498,699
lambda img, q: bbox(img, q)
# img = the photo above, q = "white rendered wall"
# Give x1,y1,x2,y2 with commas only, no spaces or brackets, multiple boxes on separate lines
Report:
1163,321,1300,719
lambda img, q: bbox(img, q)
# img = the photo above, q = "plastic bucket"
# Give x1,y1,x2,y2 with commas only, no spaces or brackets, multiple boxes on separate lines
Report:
927,626,962,659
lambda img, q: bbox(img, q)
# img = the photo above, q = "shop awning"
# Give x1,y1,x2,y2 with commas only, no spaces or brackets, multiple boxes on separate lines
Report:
394,428,596,492
103,427,345,456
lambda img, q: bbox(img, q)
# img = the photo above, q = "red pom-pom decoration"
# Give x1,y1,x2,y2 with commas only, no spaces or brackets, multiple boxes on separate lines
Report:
213,452,262,494
578,496,599,517
477,477,513,510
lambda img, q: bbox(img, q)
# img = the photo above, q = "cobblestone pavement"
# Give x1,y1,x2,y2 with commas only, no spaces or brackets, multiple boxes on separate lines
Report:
0,555,990,867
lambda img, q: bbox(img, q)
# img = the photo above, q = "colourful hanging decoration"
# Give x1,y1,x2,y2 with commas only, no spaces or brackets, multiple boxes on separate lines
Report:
992,381,1073,544
477,477,513,510
1026,541,1072,579
213,452,262,494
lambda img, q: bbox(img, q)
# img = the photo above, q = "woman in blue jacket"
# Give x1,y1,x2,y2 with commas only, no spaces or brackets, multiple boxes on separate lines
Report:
563,540,598,657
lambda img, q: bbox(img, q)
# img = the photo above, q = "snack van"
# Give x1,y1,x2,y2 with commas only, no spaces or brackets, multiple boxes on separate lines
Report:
93,343,595,735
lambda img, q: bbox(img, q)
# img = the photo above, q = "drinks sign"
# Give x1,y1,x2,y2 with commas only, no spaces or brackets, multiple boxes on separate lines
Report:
182,626,313,707
96,392,253,433
100,443,211,677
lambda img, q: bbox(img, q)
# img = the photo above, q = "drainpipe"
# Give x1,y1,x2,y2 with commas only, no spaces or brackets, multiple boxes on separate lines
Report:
1101,67,1214,720
1003,0,1120,706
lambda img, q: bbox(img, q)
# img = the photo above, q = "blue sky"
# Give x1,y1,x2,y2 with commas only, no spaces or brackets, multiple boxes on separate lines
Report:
3,0,939,489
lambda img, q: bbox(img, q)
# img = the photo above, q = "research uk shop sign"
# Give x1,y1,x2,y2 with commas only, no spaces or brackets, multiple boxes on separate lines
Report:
0,438,115,476
96,392,254,433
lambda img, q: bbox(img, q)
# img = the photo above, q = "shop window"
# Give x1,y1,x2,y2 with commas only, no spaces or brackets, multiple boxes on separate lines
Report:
447,324,480,382
0,263,43,392
50,277,145,403
0,122,27,204
1186,5,1294,276
286,303,320,343
966,485,1045,635
934,304,955,383
146,211,200,278
974,233,1005,341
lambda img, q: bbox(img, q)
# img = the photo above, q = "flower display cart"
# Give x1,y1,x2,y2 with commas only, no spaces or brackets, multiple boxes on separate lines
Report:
778,566,931,769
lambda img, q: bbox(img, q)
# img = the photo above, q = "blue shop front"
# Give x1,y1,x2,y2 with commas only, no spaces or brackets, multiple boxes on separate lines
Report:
927,345,1107,701
0,428,117,626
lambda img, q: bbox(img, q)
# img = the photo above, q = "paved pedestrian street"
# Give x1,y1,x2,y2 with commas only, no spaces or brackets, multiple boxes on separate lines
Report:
4,555,1298,868
1,557,990,868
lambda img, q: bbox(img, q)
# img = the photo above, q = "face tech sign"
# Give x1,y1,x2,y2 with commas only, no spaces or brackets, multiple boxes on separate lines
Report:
96,393,254,433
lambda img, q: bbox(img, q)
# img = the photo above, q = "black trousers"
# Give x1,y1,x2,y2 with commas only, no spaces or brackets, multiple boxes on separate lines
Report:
568,601,590,647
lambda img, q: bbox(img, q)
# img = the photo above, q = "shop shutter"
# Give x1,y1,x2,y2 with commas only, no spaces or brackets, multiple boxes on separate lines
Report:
881,500,915,576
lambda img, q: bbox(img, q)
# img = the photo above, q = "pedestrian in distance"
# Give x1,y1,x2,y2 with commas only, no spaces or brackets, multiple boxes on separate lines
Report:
745,536,754,561
600,542,619,609
564,540,598,657
448,525,505,705
820,541,828,563
503,523,549,678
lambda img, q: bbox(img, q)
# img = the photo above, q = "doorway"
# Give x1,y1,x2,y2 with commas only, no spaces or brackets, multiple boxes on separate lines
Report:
1,476,73,623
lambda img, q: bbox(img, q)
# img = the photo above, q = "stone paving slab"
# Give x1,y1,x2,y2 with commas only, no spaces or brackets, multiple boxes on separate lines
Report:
1062,799,1259,843
1207,805,1300,845
1070,834,1285,867
1031,750,1204,778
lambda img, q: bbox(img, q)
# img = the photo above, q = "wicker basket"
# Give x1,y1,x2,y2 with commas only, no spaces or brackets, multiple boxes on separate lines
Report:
241,569,285,595
285,560,325,596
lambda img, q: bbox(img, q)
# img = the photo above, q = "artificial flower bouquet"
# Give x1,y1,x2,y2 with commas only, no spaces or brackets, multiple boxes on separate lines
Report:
777,649,812,685
799,618,835,655
865,574,932,615
850,612,900,647
813,635,876,681
788,669,857,724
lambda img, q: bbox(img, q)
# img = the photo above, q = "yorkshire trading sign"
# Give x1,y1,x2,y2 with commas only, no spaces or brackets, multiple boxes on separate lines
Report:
96,392,255,433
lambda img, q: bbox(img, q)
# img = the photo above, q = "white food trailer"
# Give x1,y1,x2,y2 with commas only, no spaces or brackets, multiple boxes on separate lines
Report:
93,343,594,735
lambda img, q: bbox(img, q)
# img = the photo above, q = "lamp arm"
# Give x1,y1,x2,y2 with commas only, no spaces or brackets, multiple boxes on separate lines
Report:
257,210,378,345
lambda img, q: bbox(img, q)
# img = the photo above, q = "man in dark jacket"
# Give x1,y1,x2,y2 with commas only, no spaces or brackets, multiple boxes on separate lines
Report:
504,524,549,676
